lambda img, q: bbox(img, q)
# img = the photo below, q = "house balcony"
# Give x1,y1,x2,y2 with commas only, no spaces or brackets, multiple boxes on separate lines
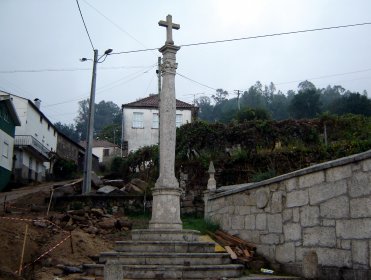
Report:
14,135,50,161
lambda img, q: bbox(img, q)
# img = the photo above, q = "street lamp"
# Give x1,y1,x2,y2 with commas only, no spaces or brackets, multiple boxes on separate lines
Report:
121,104,124,157
81,48,112,194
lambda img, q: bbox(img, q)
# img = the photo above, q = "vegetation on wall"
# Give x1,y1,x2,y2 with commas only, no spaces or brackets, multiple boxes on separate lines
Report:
108,114,371,190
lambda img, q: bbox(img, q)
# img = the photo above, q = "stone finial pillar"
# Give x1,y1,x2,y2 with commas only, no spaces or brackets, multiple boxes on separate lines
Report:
204,161,217,219
207,161,216,191
149,15,182,230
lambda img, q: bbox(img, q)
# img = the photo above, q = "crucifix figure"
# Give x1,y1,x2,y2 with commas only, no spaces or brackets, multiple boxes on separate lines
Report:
158,14,180,45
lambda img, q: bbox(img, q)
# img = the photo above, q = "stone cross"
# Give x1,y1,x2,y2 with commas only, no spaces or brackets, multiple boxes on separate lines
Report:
158,14,180,45
149,15,182,230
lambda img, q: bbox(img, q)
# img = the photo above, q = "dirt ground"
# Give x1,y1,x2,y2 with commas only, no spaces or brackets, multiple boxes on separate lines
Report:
0,184,148,280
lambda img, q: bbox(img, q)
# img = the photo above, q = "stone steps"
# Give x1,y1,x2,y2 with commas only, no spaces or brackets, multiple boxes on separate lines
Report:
99,251,231,265
114,240,215,253
84,263,244,279
84,229,244,279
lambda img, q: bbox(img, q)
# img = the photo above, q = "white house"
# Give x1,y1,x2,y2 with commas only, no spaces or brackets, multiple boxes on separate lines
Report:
6,93,58,182
122,94,197,153
80,140,121,163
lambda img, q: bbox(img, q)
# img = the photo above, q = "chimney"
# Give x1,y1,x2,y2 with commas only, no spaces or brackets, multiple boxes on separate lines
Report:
34,98,41,109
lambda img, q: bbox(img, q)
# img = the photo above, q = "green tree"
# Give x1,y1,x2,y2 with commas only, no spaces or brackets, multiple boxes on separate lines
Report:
75,99,90,141
97,123,121,144
195,96,214,122
75,99,121,141
212,88,229,105
54,122,79,142
329,92,371,116
241,81,268,110
236,107,271,122
320,85,344,112
289,83,322,119
298,80,316,92
95,100,121,133
268,91,290,120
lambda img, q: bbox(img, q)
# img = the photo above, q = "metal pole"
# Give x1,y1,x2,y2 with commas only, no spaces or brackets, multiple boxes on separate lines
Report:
121,104,124,157
82,49,98,194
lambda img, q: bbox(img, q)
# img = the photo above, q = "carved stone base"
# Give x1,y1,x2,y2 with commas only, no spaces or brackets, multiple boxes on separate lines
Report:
149,187,182,230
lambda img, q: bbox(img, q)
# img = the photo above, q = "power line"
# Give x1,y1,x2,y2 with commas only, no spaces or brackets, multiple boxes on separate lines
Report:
177,72,217,91
81,0,148,49
0,65,152,74
75,0,95,51
177,67,371,94
43,64,156,108
111,21,371,55
180,22,371,48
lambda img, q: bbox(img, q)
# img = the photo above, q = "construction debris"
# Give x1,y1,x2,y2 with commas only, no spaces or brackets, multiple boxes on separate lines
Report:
48,208,133,234
208,230,263,267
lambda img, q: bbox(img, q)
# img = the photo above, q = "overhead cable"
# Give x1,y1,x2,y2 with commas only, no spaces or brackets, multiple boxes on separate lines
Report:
111,21,371,55
75,0,95,51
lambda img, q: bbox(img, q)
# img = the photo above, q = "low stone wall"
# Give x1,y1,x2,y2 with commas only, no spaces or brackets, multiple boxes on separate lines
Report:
205,150,371,279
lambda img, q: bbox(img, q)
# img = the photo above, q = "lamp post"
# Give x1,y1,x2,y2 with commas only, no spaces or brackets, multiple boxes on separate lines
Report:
81,48,112,194
121,104,124,157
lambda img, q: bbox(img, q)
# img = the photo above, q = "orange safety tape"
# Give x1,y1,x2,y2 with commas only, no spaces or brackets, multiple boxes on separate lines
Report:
15,233,71,275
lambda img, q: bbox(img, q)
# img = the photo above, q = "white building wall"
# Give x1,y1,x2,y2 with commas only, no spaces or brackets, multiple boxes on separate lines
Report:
12,96,57,152
123,107,192,152
12,95,57,176
93,146,118,162
92,147,103,162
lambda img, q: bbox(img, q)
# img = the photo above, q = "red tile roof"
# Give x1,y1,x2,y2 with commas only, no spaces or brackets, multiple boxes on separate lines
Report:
123,94,194,109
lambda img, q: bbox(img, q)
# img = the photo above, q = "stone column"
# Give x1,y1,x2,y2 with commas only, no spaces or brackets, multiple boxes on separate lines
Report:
149,33,182,230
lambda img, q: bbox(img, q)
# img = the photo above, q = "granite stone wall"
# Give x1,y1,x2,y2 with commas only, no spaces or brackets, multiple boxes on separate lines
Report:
205,150,371,279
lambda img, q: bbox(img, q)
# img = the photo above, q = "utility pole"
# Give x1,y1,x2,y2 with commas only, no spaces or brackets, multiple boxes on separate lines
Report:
81,48,112,194
121,104,124,157
82,49,98,194
234,89,242,111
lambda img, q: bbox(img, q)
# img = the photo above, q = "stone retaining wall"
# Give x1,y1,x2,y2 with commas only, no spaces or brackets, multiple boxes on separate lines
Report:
205,150,371,279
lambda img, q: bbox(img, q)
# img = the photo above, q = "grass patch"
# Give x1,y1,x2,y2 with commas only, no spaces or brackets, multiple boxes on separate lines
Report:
182,216,219,234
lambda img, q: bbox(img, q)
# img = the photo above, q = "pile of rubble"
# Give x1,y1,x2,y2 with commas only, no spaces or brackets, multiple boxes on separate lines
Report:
53,172,149,197
39,207,133,235
53,173,148,197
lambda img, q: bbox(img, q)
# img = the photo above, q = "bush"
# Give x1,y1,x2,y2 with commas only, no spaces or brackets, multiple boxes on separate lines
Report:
53,158,77,180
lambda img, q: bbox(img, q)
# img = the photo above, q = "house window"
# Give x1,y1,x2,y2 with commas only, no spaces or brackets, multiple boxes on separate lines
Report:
132,112,144,128
152,113,159,129
176,114,183,128
103,148,109,157
2,141,9,158
48,124,50,131
40,116,42,123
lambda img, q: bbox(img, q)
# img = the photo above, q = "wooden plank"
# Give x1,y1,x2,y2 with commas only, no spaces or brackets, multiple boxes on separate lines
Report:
216,230,257,250
243,249,251,257
225,246,238,260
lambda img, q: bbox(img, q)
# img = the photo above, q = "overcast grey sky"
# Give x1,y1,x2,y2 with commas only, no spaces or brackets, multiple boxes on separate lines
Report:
0,0,370,124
